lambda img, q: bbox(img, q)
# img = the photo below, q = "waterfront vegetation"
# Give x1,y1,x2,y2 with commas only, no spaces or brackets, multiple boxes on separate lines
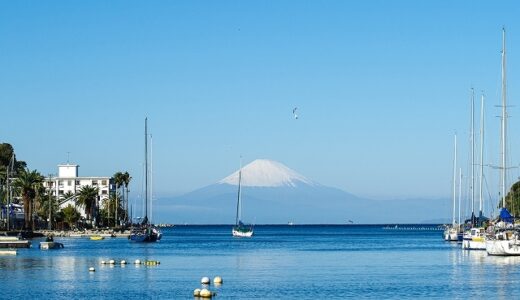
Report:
1,142,131,232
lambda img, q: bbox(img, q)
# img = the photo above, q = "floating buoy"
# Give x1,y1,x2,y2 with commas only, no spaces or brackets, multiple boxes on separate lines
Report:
134,259,141,264
199,289,213,298
121,260,127,265
109,259,115,264
145,260,159,266
201,277,210,284
89,267,95,272
193,289,201,296
213,276,223,284
100,260,106,265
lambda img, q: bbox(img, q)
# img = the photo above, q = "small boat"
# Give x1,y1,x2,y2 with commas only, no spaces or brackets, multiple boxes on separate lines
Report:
39,242,64,250
232,159,253,238
90,235,105,241
40,236,64,249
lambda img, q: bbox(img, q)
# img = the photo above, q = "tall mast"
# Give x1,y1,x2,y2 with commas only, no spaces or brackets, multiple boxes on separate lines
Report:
235,158,242,226
458,168,462,226
470,87,475,218
479,92,485,218
145,117,148,221
452,134,457,227
150,134,153,225
501,27,507,208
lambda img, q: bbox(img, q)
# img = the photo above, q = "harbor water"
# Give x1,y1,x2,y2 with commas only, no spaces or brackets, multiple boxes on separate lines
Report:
2,225,520,299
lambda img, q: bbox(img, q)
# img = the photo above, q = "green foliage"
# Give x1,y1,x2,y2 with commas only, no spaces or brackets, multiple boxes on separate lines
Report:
61,204,80,228
504,180,520,217
76,185,99,223
12,168,44,230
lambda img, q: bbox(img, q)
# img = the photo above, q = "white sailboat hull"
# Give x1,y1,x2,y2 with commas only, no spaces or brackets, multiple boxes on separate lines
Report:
462,238,486,250
232,229,253,238
486,239,520,256
443,228,458,241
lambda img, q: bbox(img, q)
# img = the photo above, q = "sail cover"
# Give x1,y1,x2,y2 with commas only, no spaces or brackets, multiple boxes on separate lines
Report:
499,208,514,223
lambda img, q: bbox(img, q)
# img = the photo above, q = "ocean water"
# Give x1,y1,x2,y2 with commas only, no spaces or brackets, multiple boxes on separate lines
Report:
2,225,520,299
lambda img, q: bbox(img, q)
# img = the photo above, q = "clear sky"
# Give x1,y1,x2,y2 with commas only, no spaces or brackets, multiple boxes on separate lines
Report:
1,1,520,201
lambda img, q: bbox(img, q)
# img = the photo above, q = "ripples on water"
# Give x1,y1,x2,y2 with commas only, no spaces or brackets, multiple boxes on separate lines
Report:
2,225,520,299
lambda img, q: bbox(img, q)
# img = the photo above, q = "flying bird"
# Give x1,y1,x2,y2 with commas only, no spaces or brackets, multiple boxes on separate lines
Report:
292,107,298,119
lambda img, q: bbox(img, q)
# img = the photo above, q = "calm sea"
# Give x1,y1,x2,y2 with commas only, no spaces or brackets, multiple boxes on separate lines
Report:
2,225,520,299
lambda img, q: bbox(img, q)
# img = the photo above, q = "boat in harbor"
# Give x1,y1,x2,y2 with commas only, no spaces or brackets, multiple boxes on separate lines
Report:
444,134,459,242
90,235,104,241
232,159,253,238
485,28,520,256
129,118,161,243
0,235,31,248
39,235,64,249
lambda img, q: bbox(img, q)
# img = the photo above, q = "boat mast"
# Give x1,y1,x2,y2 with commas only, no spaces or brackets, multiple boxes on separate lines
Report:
144,117,148,223
501,27,507,209
452,134,457,227
479,92,485,219
150,134,153,225
470,87,475,221
458,168,462,226
235,158,242,226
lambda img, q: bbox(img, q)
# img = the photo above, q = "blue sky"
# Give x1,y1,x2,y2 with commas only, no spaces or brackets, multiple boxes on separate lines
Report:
1,1,520,202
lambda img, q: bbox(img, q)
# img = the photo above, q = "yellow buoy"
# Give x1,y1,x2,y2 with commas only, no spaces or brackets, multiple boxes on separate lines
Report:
201,277,210,284
199,289,212,298
193,288,201,296
213,276,223,284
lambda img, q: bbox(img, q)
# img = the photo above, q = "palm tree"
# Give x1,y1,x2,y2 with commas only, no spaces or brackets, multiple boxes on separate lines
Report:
122,171,132,224
76,185,99,226
12,168,44,230
61,204,80,229
112,172,124,226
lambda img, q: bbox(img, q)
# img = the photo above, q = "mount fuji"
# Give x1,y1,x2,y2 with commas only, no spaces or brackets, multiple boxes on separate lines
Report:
154,159,446,224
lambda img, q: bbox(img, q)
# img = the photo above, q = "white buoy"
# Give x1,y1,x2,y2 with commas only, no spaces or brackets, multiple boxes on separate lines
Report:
134,259,141,264
201,277,210,284
89,267,95,272
213,276,223,284
100,260,106,265
193,288,201,296
109,259,115,264
121,260,127,265
199,289,212,298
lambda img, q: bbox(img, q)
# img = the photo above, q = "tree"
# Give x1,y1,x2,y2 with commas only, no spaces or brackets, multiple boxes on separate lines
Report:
504,180,520,217
12,168,44,230
122,171,132,223
100,192,124,227
112,172,124,226
61,204,80,229
76,185,99,225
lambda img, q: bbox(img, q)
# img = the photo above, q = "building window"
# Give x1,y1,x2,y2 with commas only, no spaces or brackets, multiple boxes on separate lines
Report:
59,181,63,186
59,190,64,195
92,180,98,185
68,180,72,186
102,190,108,195
75,180,80,185
101,180,107,186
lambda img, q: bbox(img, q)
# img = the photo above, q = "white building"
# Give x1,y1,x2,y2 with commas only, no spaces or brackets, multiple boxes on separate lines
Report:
43,164,115,217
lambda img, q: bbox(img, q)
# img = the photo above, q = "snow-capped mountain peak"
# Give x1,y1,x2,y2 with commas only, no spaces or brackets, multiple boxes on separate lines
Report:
218,159,315,187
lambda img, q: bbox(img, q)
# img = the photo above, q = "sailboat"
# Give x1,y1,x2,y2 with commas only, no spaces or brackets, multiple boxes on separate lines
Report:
462,92,487,250
485,28,520,256
444,134,459,241
232,160,253,238
129,118,161,243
